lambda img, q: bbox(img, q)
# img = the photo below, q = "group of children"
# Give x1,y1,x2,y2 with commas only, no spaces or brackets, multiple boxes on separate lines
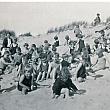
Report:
0,24,110,99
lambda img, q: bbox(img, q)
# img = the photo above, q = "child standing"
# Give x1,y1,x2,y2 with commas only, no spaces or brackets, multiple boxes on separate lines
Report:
74,25,82,38
36,56,48,82
10,38,18,55
53,36,59,47
0,51,14,75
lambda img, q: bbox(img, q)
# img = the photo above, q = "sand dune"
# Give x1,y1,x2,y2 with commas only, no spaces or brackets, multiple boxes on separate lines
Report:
0,24,110,110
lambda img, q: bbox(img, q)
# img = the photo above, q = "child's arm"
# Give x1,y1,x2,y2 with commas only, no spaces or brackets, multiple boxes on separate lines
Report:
74,62,82,80
91,59,98,67
37,60,41,71
31,70,34,90
60,63,62,71
16,64,22,77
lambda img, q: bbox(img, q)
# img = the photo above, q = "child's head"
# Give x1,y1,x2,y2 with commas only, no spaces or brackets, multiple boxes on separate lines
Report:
97,13,100,16
6,33,10,38
25,64,32,78
52,45,57,52
94,39,99,44
23,43,29,48
54,53,59,59
44,40,48,44
77,34,83,39
65,35,69,41
43,46,49,53
37,45,43,53
31,44,36,50
3,51,10,58
86,43,89,47
76,25,79,28
96,48,104,58
62,54,68,61
13,38,17,43
41,57,47,65
16,47,21,54
54,36,58,40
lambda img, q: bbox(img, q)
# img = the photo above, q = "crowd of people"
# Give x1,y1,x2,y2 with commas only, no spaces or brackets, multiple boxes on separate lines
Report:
0,14,110,99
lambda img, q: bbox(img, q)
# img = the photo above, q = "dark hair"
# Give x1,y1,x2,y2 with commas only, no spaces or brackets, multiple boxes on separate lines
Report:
31,44,36,48
54,36,58,40
65,35,69,40
24,43,29,47
55,53,59,58
94,39,99,44
44,40,48,43
16,47,21,52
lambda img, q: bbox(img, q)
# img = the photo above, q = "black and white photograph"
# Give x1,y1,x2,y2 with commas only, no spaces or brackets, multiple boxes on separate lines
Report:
0,1,110,110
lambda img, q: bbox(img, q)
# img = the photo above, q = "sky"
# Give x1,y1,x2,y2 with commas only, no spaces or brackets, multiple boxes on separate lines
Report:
0,2,110,35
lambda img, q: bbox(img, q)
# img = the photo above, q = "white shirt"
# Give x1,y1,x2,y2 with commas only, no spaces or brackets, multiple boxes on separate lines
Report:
7,38,12,47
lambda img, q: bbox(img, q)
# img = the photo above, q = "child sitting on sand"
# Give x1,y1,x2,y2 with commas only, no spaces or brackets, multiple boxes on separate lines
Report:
74,56,87,83
36,55,48,82
89,48,106,73
0,51,14,75
17,64,37,95
82,48,91,67
13,47,22,67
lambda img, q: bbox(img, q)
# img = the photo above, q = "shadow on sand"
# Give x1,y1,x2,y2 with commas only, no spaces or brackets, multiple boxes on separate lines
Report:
0,85,16,94
69,89,86,96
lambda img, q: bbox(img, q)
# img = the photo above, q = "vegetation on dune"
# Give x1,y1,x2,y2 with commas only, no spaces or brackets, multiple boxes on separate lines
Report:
47,21,88,34
0,29,16,39
19,32,32,37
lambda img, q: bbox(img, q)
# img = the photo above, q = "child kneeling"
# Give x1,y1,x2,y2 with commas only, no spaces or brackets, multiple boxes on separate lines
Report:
52,67,80,99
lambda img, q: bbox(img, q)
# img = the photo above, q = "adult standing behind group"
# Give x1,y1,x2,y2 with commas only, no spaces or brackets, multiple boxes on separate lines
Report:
94,13,101,26
3,33,13,48
74,25,82,38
